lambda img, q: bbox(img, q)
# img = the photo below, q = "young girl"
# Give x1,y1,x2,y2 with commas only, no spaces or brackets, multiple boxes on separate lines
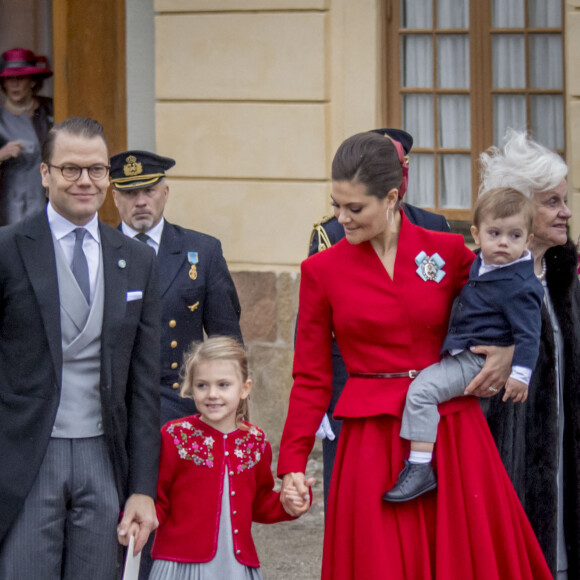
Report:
149,336,307,580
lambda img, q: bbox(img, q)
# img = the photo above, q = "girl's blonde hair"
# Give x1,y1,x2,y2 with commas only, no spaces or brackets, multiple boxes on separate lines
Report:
180,336,250,427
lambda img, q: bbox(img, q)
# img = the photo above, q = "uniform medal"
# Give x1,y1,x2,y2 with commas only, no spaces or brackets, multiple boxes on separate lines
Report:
188,252,198,280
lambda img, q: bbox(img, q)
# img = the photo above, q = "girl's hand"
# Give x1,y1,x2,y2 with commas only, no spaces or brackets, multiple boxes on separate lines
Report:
281,472,315,517
502,378,529,403
0,141,23,162
464,345,514,397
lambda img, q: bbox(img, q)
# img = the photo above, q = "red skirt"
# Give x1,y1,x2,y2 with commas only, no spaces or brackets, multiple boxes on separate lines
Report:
323,398,551,580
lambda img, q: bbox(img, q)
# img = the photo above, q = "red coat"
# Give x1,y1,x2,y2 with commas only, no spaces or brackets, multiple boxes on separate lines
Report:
278,212,552,579
279,213,473,475
152,415,295,567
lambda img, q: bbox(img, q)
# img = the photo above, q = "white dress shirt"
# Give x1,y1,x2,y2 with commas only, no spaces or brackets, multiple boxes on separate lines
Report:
121,218,164,255
47,203,101,303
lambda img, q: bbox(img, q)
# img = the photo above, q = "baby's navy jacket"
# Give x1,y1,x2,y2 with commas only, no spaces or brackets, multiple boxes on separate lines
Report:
442,255,544,369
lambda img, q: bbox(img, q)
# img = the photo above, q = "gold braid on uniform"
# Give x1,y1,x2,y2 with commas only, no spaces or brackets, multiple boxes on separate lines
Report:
309,216,334,253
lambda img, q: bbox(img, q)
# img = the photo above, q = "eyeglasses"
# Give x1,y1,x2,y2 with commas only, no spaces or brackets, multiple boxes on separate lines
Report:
48,164,110,181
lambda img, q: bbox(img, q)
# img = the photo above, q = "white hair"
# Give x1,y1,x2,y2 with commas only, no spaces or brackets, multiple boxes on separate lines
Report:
479,128,568,199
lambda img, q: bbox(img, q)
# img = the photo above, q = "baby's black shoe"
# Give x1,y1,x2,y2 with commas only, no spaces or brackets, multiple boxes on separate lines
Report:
382,461,437,503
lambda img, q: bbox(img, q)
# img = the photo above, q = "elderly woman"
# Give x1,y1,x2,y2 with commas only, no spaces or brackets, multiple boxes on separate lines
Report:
0,48,53,225
277,131,552,579
479,130,580,580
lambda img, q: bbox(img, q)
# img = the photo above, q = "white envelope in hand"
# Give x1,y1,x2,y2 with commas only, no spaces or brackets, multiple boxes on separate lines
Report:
126,291,143,302
122,535,141,580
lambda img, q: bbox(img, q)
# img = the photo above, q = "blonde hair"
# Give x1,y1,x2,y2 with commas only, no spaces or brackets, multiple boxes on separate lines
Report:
180,337,250,427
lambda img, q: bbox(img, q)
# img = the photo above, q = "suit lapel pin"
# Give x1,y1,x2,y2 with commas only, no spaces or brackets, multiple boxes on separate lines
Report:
188,252,198,280
118,259,127,269
415,251,445,282
188,301,200,312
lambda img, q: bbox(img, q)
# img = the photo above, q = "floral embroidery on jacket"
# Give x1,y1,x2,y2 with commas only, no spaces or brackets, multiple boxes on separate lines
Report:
167,419,268,473
233,426,267,474
167,421,215,467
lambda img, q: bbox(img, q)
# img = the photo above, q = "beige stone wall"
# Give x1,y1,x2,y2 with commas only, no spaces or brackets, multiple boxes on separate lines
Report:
155,0,380,269
154,0,381,443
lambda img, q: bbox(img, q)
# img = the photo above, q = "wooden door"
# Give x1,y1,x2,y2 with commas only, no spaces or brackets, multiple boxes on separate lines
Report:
52,0,126,225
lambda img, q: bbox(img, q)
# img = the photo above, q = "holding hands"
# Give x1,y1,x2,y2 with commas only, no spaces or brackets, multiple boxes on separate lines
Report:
280,472,315,517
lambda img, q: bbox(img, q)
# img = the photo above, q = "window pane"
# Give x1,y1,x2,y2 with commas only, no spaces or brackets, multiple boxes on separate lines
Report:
493,95,527,146
437,36,469,89
401,36,433,88
401,0,432,28
438,96,470,148
529,0,561,27
530,95,564,150
403,94,434,147
439,154,471,209
406,154,435,207
492,0,524,28
437,0,468,28
529,34,562,89
492,35,525,88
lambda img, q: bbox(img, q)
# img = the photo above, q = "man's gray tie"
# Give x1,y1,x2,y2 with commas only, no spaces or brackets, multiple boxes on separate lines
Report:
72,228,90,303
135,232,150,244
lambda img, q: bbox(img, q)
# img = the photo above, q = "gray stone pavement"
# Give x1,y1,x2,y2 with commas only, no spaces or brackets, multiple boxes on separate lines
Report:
252,440,325,580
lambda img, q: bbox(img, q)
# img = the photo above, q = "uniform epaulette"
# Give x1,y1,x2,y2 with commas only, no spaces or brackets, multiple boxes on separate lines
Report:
309,215,334,253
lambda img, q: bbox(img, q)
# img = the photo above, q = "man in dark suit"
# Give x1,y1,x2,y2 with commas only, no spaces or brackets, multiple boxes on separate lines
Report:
110,150,242,427
310,128,450,507
0,117,160,579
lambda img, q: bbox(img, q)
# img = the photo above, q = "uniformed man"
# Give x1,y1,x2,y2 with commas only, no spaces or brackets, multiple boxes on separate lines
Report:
110,150,243,426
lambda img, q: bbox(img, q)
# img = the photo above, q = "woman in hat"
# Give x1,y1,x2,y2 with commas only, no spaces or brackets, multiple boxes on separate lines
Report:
0,48,53,225
277,131,552,579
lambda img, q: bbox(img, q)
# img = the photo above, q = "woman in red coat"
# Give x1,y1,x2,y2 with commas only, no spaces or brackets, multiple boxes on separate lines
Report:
277,131,552,579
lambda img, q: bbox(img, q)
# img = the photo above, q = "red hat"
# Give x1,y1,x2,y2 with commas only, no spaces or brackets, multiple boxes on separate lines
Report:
0,48,53,79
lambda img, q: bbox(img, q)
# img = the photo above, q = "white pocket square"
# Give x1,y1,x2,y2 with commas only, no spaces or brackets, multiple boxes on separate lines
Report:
126,290,143,302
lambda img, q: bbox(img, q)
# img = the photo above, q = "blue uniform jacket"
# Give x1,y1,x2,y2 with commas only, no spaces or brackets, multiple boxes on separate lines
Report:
442,254,544,369
120,220,242,425
157,221,242,387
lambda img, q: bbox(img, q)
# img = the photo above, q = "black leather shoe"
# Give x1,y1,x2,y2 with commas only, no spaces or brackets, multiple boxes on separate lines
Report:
382,461,437,503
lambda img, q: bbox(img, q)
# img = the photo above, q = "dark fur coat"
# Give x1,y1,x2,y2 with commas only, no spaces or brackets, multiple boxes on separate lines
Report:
483,240,580,578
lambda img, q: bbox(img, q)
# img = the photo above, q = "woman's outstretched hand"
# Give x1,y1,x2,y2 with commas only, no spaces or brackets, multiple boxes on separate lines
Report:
464,344,514,397
281,472,315,517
